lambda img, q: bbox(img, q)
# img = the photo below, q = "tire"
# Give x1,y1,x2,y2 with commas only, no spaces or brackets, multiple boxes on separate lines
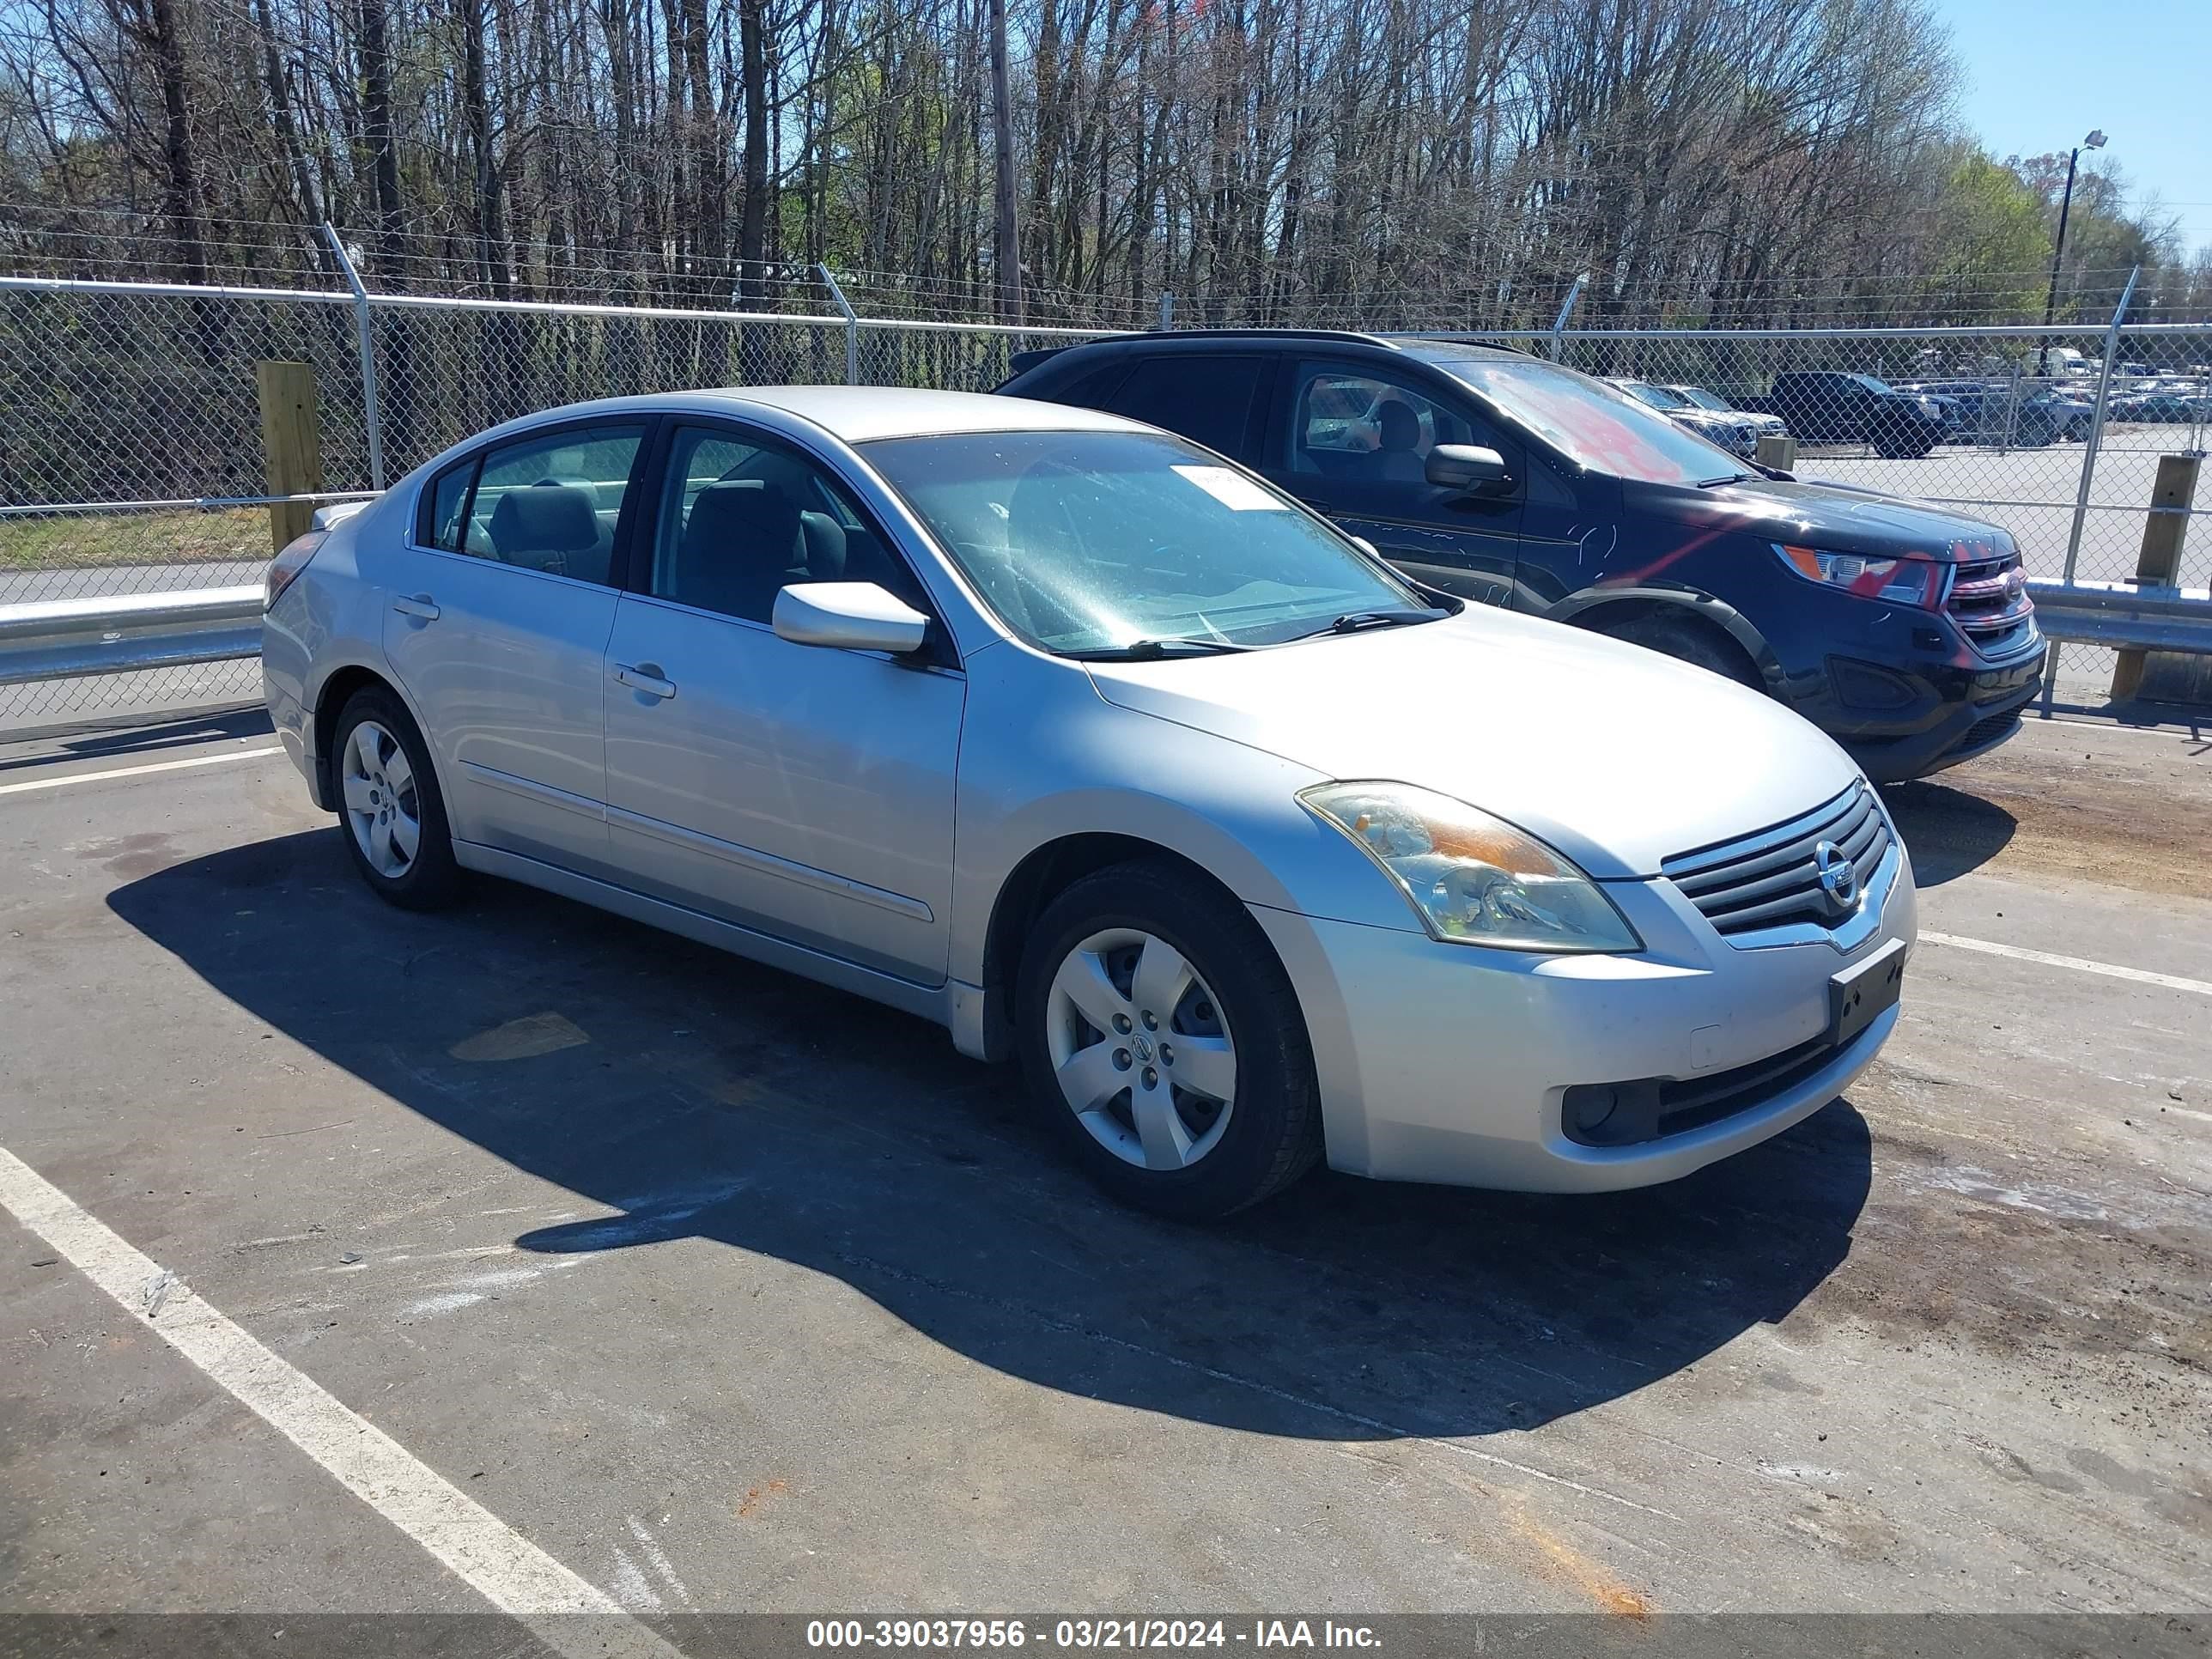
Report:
331,686,465,910
1016,860,1322,1219
1600,610,1764,691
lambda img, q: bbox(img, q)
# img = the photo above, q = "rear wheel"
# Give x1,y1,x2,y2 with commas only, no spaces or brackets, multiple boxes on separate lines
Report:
331,687,464,910
1599,611,1764,692
1016,861,1322,1219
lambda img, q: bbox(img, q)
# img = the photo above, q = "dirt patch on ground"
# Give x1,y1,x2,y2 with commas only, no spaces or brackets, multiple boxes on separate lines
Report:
1884,723,2212,898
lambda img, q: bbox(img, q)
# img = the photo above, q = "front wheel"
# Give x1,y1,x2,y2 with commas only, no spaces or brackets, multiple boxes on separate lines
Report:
1600,611,1765,691
1016,861,1322,1219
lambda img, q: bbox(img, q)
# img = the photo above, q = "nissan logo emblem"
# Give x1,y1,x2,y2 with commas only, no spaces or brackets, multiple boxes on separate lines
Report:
1814,840,1859,912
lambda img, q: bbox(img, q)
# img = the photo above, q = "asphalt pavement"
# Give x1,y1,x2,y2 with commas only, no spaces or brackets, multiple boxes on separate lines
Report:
0,709,2205,1644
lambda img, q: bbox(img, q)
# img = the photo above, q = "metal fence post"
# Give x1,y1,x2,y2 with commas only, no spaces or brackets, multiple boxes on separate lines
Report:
1550,274,1589,362
2060,265,2139,586
322,226,386,491
816,264,860,385
2040,265,2139,715
1158,291,1175,331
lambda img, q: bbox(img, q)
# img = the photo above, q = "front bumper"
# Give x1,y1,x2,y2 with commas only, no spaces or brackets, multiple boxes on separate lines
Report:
1251,840,1916,1193
1827,634,2047,782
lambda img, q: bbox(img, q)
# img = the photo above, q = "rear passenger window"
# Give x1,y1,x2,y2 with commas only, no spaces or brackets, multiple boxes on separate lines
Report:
461,424,646,584
1106,356,1265,459
422,459,477,552
649,424,928,623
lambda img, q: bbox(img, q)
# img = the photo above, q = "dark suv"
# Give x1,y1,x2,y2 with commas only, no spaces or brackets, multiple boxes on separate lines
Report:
999,331,2045,781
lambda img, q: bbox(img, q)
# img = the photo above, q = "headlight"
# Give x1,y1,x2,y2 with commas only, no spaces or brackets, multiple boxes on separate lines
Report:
1774,543,1938,606
1299,782,1642,953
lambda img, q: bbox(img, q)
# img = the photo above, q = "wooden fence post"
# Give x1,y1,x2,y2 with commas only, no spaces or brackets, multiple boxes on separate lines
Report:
256,360,325,555
2112,453,2201,702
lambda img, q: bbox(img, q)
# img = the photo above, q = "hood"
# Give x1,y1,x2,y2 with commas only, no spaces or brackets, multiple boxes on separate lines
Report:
1628,474,2017,564
1085,609,1860,879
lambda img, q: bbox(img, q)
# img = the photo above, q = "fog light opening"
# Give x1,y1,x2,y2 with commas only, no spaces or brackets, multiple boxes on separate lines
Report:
1572,1087,1619,1136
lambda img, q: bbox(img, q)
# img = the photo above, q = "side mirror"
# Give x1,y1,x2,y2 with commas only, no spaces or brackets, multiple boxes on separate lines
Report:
772,581,930,654
1425,444,1512,495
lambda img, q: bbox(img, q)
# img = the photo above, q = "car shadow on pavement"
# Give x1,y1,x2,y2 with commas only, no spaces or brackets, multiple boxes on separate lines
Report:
1880,779,2016,886
109,829,1874,1443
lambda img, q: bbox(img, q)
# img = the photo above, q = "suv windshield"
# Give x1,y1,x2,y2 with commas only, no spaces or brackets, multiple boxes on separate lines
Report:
1673,386,1731,411
860,428,1431,655
1436,358,1744,485
1619,380,1687,410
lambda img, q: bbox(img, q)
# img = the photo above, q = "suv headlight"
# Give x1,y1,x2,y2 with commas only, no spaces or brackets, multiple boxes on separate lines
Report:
1300,782,1641,953
1774,544,1938,606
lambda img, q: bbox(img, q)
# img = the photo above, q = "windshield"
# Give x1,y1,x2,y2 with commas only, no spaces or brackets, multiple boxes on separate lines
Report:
860,429,1430,654
1620,381,1686,410
1673,386,1732,411
1853,374,1895,394
1437,359,1745,485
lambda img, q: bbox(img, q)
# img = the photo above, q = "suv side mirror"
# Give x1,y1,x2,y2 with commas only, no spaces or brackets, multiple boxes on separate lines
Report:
1426,444,1512,495
773,581,930,653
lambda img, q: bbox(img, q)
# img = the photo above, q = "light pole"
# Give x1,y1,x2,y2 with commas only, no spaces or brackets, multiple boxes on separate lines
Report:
2038,129,2106,375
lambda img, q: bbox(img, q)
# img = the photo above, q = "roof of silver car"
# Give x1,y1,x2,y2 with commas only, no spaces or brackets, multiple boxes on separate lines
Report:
668,384,1148,443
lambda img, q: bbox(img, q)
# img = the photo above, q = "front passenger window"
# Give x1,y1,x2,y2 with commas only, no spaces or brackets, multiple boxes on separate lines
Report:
1289,366,1474,483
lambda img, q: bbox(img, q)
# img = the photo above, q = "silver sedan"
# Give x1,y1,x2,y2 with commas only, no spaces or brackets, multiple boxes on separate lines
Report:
263,387,1915,1218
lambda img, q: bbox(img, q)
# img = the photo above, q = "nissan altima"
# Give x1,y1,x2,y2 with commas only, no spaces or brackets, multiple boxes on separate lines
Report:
263,387,1915,1218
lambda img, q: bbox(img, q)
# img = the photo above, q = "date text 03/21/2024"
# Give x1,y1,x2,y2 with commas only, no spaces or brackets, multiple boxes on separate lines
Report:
804,1619,1383,1649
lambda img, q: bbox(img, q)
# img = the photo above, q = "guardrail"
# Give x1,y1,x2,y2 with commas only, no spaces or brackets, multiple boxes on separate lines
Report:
2024,579,2212,653
2,578,2205,706
0,586,264,687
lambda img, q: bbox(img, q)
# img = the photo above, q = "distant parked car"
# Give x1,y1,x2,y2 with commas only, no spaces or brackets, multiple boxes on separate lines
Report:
1740,371,1950,458
1662,383,1790,434
1895,380,2092,447
2111,390,2212,424
1606,380,1784,459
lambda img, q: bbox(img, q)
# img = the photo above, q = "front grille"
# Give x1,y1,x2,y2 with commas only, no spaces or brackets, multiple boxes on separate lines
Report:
1946,551,2035,656
1662,783,1891,939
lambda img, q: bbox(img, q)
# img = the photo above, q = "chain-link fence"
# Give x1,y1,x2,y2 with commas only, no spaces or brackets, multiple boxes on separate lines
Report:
4,266,2206,730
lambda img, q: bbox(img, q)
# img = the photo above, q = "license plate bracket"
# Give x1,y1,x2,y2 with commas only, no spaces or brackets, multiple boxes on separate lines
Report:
1829,938,1906,1048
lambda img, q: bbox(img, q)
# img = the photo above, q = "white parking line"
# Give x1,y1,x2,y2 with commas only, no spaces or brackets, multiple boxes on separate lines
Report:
0,1146,679,1659
0,744,283,797
1922,931,2212,997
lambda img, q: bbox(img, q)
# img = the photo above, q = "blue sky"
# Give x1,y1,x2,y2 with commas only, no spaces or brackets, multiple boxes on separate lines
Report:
1943,0,2211,255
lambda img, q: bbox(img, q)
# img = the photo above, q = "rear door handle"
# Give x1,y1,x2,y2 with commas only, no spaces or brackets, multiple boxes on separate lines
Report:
614,662,677,700
392,594,441,620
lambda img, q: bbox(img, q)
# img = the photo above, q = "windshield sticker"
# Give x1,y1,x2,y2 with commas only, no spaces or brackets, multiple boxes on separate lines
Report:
1172,465,1288,511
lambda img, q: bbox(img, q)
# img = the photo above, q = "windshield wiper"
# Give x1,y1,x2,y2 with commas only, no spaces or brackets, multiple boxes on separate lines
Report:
1303,607,1444,639
1696,474,1756,487
1070,636,1252,661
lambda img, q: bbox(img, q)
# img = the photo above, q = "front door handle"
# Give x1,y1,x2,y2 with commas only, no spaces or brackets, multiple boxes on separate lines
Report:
614,662,677,700
392,594,441,620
